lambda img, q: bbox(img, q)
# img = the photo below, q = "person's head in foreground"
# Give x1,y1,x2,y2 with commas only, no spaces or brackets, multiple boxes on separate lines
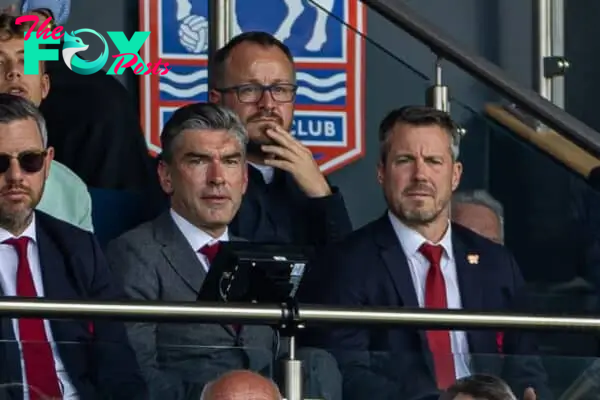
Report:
199,370,283,400
439,374,517,400
0,93,52,236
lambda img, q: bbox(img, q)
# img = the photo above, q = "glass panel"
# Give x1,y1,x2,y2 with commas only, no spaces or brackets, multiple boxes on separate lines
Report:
288,0,598,290
0,339,344,399
37,2,600,400
309,349,600,400
449,98,594,287
3,337,600,399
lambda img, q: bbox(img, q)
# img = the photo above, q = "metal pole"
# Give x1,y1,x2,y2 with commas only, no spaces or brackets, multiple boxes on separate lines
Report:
536,0,552,101
207,0,233,88
208,0,229,53
550,0,566,108
425,58,449,112
282,335,303,400
2,298,600,331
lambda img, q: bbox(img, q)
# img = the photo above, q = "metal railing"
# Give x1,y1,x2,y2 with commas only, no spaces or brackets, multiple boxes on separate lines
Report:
7,298,600,400
360,0,600,158
3,297,600,331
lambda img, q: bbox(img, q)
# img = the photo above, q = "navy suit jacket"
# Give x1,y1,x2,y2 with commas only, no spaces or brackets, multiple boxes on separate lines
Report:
0,211,147,400
230,165,352,246
299,214,552,400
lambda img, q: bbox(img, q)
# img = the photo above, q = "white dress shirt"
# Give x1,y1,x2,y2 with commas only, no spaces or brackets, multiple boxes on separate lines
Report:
388,211,471,380
0,214,78,399
170,209,229,271
250,162,275,184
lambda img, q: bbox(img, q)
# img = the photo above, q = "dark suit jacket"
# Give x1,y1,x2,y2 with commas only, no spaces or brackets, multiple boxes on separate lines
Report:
298,214,552,400
230,165,352,246
40,48,159,192
106,211,279,400
0,211,147,400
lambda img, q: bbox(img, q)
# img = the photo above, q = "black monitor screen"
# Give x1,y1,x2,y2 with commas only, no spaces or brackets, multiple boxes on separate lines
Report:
197,242,313,303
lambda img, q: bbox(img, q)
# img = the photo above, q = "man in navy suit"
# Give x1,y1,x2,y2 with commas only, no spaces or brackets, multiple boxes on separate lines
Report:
299,106,549,400
0,93,146,399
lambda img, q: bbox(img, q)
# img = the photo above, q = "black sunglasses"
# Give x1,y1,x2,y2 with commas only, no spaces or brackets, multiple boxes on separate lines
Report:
0,151,48,174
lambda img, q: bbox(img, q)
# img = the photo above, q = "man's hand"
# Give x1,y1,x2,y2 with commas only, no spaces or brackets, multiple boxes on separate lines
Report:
523,387,536,400
261,124,332,198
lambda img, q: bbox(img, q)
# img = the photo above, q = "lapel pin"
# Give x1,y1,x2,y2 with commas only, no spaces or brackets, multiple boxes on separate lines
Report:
467,253,480,265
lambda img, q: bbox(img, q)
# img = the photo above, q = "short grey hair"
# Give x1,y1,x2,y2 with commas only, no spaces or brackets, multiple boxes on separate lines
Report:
452,189,504,241
160,102,248,163
378,105,462,162
0,93,48,147
440,374,517,400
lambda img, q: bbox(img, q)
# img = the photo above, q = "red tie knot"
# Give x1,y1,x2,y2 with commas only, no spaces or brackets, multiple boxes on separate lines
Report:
419,243,444,266
3,237,30,255
199,242,221,263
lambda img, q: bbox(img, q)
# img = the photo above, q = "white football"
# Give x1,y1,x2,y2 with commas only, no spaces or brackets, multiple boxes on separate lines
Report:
178,14,209,54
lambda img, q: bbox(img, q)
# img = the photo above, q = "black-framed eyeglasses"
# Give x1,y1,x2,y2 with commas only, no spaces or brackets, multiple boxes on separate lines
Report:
216,83,298,104
0,150,47,174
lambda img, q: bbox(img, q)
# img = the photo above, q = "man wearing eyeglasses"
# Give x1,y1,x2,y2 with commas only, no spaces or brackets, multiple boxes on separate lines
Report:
0,93,147,399
0,12,93,232
209,31,352,246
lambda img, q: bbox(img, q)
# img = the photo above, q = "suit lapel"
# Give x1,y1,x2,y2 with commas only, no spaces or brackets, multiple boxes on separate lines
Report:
37,225,80,301
154,212,238,337
374,214,437,378
34,220,84,391
452,229,486,356
375,215,419,308
154,212,207,295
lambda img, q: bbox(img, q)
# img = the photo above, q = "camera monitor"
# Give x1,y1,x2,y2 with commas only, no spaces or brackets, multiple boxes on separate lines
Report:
197,242,313,304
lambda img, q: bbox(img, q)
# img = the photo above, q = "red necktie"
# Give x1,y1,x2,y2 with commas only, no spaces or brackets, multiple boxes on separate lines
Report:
198,242,241,335
199,242,220,264
419,243,456,389
4,237,61,400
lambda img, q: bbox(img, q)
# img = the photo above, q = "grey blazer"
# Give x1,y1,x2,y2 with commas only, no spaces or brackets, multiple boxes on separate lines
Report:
106,211,278,400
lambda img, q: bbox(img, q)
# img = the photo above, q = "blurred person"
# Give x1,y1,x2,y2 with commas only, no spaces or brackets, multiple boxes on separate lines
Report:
107,103,340,400
20,0,71,25
439,374,528,400
1,1,69,25
17,1,161,196
298,106,551,400
209,31,352,246
199,370,282,400
0,13,92,231
451,189,503,244
0,93,146,399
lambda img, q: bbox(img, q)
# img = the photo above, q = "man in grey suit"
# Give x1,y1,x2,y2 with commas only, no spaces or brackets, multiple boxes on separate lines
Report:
106,103,341,400
106,103,273,398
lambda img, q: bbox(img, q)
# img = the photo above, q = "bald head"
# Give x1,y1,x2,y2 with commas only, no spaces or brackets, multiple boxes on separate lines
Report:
200,370,282,400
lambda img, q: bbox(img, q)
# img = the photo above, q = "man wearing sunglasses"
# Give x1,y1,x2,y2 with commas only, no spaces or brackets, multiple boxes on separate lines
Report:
0,93,147,399
209,32,352,247
0,13,93,232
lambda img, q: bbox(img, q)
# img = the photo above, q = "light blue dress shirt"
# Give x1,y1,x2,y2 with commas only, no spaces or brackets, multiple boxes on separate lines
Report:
21,0,70,25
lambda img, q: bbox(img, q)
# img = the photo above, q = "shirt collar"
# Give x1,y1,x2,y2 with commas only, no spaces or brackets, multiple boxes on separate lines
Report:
170,209,228,251
0,213,37,244
387,210,454,261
